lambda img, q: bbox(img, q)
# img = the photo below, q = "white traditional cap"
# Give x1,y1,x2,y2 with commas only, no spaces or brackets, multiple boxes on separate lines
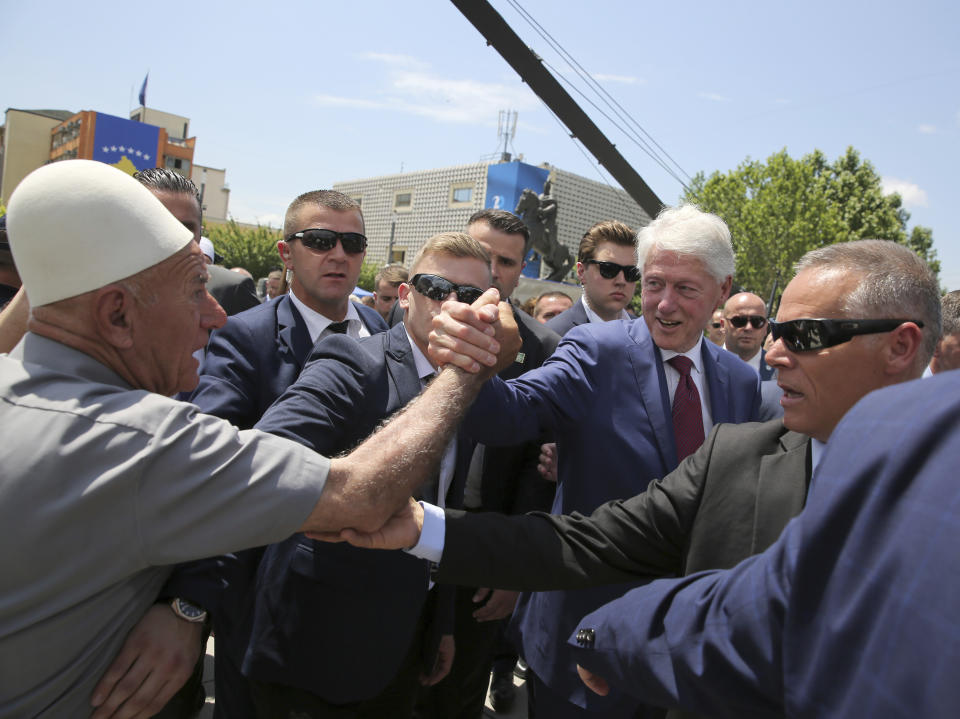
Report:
6,159,193,307
198,236,215,263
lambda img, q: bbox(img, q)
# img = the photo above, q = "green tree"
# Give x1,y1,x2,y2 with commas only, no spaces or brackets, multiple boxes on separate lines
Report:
356,262,379,292
683,147,938,300
204,220,283,280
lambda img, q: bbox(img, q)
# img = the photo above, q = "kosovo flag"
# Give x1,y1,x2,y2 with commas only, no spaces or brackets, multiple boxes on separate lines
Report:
92,112,161,175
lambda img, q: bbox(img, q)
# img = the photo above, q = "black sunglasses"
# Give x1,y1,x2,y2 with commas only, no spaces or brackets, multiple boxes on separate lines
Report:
711,321,723,328
409,273,485,305
769,318,923,352
583,259,641,282
728,315,768,330
286,228,367,254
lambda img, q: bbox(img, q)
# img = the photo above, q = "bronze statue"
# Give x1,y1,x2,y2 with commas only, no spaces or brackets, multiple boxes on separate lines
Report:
514,181,574,281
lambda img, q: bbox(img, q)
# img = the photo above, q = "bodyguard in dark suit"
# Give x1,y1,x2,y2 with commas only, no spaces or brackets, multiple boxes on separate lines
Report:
569,344,950,718
544,220,639,337
240,232,492,717
723,291,777,380
346,239,940,719
419,210,561,717
102,188,384,718
430,205,761,717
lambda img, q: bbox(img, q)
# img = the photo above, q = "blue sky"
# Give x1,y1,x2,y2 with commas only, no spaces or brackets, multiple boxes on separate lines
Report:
3,1,957,288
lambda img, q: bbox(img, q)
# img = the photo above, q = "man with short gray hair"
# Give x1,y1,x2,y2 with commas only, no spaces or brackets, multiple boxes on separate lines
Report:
929,289,960,374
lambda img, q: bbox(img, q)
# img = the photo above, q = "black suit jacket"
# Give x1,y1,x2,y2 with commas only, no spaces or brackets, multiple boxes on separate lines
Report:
544,299,588,336
437,419,808,718
206,264,260,316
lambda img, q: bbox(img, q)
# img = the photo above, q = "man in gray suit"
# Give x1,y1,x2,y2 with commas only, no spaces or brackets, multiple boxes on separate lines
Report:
341,239,939,719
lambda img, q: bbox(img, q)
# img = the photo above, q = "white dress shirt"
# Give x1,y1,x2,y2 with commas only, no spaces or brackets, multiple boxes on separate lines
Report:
288,289,371,344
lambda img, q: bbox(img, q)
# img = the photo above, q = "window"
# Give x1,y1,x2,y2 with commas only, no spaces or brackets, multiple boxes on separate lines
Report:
393,190,413,212
390,248,406,264
449,183,474,207
350,195,362,207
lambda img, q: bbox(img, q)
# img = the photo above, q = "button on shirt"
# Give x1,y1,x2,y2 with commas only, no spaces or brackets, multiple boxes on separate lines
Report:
288,289,371,344
661,336,713,439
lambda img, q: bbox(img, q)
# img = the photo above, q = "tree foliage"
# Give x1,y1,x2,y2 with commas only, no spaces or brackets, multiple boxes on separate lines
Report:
682,147,939,301
204,220,283,280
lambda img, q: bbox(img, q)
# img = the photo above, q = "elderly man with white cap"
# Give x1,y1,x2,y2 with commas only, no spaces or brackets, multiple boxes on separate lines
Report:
0,160,519,717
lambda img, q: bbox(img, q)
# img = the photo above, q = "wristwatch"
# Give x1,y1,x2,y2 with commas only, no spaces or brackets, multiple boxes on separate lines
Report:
169,597,208,624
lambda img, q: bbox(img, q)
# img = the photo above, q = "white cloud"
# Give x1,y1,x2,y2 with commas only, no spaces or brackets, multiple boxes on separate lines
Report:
917,124,936,134
881,176,929,208
358,52,429,70
312,59,539,125
699,92,732,103
593,73,643,85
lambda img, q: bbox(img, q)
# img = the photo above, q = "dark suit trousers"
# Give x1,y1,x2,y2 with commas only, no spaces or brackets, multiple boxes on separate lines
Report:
249,591,434,719
414,584,505,719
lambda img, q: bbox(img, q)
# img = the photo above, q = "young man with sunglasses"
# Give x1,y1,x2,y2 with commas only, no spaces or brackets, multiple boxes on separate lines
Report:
421,210,561,718
241,232,492,717
546,220,639,336
425,204,762,718
723,291,776,380
342,239,940,719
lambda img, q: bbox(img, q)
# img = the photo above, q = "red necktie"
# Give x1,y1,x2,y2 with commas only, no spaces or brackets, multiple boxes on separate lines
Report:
668,356,705,461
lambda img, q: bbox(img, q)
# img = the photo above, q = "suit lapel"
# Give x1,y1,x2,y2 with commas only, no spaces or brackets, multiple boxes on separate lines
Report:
751,431,811,552
383,324,423,403
701,341,733,424
276,296,314,368
626,321,676,469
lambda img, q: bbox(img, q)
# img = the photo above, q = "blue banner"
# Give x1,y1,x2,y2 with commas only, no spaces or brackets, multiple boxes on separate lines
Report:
485,162,550,277
484,161,550,214
93,112,160,175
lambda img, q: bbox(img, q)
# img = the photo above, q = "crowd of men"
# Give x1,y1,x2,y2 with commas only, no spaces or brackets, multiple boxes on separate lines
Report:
1,159,959,719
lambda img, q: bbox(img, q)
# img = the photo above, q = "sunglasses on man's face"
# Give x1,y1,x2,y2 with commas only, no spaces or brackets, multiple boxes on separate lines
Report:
769,318,923,353
711,321,723,328
728,315,768,330
286,228,368,254
583,259,641,283
409,273,485,305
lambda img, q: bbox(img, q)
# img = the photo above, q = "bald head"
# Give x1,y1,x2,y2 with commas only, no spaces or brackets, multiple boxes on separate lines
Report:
723,292,768,361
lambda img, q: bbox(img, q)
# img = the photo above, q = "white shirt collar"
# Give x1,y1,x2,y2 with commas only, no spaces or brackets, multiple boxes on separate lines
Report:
287,289,364,344
402,324,437,381
660,335,705,375
810,437,827,474
581,294,631,324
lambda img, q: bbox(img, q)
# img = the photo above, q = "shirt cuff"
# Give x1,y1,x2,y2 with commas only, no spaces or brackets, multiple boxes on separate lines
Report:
404,501,445,563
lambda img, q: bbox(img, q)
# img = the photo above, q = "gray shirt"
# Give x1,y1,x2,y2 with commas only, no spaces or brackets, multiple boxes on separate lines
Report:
0,334,329,717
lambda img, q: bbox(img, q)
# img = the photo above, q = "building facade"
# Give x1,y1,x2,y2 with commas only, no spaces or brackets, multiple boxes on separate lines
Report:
1,105,228,220
333,159,652,279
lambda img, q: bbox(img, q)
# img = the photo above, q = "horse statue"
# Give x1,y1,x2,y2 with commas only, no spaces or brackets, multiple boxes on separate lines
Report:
514,186,574,281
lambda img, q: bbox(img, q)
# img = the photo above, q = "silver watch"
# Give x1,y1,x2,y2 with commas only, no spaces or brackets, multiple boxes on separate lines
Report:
170,597,208,624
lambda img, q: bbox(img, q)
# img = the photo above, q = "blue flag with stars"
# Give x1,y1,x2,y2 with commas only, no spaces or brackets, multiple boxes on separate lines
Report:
93,112,160,175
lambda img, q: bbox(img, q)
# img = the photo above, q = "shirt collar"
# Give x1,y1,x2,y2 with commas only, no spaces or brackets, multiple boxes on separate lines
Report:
287,289,361,344
810,437,827,474
402,323,437,381
660,335,705,375
581,294,631,324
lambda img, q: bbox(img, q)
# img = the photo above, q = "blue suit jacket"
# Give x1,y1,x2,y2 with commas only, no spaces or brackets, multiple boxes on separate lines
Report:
544,299,589,337
570,372,960,718
187,294,387,429
463,318,761,714
759,348,777,381
243,324,473,703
